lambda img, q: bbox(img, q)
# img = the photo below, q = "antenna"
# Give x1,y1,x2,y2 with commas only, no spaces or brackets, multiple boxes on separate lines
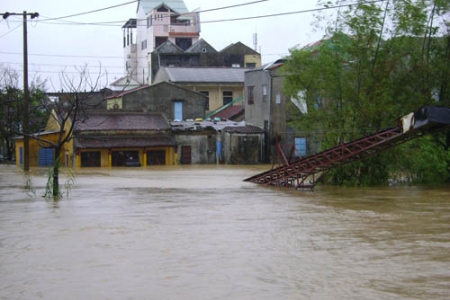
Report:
253,32,258,52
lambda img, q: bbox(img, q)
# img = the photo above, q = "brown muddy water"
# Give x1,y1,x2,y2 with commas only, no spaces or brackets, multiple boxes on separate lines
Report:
1,164,450,300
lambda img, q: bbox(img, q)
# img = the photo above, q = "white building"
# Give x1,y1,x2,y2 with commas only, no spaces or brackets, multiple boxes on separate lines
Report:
122,0,200,85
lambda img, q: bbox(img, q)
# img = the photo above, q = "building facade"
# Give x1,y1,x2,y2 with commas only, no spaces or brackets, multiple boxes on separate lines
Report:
244,60,313,164
153,66,249,114
122,1,261,85
123,0,201,84
106,81,207,121
73,112,177,168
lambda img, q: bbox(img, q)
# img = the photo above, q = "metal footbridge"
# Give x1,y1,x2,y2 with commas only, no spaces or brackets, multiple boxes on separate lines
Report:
244,106,450,189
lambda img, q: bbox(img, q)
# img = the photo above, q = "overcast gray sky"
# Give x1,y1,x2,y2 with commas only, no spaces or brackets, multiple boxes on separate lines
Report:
1,0,328,91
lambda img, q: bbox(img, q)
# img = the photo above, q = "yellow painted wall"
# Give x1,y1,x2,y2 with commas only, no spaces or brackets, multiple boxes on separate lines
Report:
76,147,176,168
244,54,262,68
187,84,244,112
106,98,123,110
15,132,73,168
15,109,74,168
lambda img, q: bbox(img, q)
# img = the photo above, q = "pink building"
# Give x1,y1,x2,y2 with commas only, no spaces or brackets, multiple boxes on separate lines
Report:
122,0,200,85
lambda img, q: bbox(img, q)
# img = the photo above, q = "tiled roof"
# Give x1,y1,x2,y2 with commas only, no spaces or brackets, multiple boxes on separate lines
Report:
75,135,176,149
162,67,250,83
75,113,170,131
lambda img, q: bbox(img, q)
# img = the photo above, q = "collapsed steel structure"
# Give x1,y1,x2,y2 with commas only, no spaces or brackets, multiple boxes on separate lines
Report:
244,106,450,189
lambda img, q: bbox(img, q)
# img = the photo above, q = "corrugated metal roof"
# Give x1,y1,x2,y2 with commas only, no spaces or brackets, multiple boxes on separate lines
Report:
171,120,264,134
162,67,249,83
223,125,265,134
140,0,189,15
210,105,244,121
75,113,170,131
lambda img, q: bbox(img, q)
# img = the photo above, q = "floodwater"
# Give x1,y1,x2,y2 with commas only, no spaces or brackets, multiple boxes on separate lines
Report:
1,164,450,300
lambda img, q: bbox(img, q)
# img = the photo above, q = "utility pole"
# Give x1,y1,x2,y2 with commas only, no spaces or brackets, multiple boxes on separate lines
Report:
2,11,39,171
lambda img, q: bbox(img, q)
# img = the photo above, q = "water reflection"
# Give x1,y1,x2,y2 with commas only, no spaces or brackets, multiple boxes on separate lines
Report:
1,164,450,300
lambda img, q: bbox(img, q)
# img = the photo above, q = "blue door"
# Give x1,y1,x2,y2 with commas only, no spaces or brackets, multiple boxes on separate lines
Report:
174,101,183,121
295,138,307,158
19,147,23,166
38,148,54,167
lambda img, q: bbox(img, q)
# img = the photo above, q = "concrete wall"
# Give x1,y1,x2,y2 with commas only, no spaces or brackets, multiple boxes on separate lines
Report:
183,83,244,112
244,69,270,130
174,131,217,164
223,133,264,164
121,83,206,121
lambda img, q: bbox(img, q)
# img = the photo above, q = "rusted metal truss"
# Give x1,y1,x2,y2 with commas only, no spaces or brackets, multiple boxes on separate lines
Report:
244,123,450,190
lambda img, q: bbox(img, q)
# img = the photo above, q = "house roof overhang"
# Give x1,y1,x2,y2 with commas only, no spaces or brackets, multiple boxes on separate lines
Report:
74,134,176,149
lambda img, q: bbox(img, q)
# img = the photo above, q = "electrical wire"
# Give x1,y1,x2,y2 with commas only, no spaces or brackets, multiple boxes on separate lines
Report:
2,0,385,27
1,61,125,69
42,0,138,21
0,51,123,59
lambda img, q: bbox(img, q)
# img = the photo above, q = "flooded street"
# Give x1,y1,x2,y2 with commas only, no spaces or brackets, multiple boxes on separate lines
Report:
1,164,450,300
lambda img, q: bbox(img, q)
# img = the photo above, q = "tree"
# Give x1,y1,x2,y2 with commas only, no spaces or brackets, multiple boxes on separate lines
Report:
0,65,48,161
282,0,450,186
37,64,108,197
1,63,109,198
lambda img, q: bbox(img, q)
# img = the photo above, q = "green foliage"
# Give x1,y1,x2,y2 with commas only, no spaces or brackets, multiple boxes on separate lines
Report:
394,135,450,184
42,157,76,200
283,0,450,186
0,66,49,160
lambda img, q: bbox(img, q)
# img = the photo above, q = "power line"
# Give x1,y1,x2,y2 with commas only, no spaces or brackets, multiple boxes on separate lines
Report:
24,0,270,27
42,0,138,21
0,51,123,59
11,69,125,75
1,61,125,69
198,0,386,25
1,0,386,27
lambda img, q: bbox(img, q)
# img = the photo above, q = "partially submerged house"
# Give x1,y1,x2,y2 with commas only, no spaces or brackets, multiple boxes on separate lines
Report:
73,112,177,167
15,109,74,168
16,83,265,168
245,59,312,163
171,119,265,164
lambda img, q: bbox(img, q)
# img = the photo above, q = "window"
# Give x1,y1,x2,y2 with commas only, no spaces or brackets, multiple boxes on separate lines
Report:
223,91,233,106
246,62,256,68
155,36,168,48
276,93,281,104
247,86,254,105
175,38,193,51
141,39,147,50
295,138,307,158
199,91,210,110
147,16,152,28
174,101,183,121
262,85,267,102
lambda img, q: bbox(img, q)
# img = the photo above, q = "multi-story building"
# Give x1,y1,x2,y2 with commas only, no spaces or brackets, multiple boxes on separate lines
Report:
123,0,201,84
122,0,261,85
245,60,314,164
